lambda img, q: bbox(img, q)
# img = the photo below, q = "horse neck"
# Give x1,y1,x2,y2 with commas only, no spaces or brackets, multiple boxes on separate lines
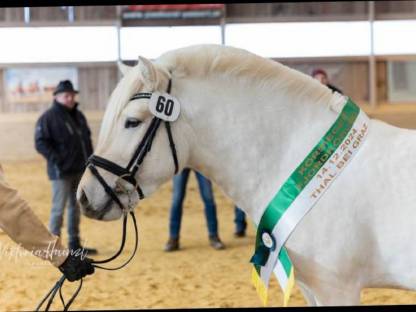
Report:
175,71,345,224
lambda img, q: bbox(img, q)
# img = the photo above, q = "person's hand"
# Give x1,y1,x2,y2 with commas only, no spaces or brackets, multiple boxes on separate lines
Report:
58,254,95,282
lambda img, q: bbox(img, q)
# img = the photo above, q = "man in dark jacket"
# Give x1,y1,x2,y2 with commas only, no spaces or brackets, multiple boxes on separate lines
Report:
35,80,97,255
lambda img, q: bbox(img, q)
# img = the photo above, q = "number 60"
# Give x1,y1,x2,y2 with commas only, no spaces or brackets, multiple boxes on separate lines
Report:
156,96,174,116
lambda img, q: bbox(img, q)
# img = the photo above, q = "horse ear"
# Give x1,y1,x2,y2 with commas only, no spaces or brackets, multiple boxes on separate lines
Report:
138,56,157,86
117,61,132,76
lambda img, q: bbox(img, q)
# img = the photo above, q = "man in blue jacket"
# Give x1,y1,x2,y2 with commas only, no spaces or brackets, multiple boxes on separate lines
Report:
35,80,97,256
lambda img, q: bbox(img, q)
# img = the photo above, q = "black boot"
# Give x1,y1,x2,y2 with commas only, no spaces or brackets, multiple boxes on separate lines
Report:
69,238,98,256
164,237,179,252
209,235,226,250
234,230,246,238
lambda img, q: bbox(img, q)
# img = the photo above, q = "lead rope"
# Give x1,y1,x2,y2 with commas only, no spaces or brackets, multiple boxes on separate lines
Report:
35,211,138,311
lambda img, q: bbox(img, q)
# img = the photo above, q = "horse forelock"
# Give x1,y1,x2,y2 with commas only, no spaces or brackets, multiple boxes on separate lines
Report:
98,69,142,149
97,60,172,152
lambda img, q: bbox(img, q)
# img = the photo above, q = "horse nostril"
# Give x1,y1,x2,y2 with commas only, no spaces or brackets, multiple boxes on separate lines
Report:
79,189,89,208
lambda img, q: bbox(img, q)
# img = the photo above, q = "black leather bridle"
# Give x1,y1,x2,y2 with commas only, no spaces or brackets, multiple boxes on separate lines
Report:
36,79,179,311
86,78,179,218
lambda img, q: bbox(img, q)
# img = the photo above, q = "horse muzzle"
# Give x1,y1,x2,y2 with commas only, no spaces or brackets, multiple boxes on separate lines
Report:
77,187,124,221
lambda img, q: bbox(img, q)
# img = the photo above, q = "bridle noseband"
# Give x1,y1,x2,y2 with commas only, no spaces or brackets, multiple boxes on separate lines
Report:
87,78,179,216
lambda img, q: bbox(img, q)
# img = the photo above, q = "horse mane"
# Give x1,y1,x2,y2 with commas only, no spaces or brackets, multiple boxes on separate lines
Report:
155,44,345,111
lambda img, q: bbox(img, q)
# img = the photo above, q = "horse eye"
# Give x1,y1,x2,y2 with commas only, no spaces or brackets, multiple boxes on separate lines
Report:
125,118,142,129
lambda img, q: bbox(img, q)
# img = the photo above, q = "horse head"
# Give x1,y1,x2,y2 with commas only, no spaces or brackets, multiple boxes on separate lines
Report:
77,55,190,221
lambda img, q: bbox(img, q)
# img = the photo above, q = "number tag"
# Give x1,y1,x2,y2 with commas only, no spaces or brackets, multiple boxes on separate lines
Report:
148,92,180,122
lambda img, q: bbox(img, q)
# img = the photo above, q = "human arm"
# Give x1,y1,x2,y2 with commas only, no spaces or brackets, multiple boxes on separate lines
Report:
0,164,68,267
0,164,95,280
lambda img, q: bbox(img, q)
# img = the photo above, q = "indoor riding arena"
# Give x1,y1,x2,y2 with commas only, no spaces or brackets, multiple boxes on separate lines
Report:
2,2,416,311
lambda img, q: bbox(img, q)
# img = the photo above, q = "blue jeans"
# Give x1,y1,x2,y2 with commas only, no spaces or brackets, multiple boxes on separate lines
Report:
169,169,219,239
234,206,247,233
49,173,81,244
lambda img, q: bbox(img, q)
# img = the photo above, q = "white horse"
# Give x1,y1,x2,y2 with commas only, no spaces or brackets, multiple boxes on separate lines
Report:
76,44,416,306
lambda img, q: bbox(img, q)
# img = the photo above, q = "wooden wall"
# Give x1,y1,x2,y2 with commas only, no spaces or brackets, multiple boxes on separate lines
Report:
226,2,369,20
226,2,416,20
278,60,390,105
281,59,370,103
77,66,119,110
29,7,68,22
75,6,117,20
0,65,118,113
375,1,416,14
0,8,24,22
0,6,118,22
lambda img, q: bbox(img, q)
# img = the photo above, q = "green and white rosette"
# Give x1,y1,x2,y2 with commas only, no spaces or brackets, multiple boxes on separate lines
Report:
250,97,369,306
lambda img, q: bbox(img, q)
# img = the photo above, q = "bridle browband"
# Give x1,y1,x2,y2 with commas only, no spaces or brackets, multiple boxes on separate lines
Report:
87,78,179,216
36,78,179,311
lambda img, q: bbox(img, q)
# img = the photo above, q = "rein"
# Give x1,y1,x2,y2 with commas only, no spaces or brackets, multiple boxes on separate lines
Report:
36,211,138,311
36,79,178,311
